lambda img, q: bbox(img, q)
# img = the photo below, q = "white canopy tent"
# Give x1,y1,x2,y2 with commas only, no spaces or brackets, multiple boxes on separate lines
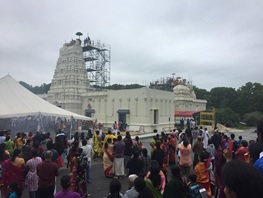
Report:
0,74,92,121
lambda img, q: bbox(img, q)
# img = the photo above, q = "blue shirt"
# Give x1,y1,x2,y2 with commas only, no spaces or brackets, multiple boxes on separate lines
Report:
254,152,263,176
189,182,202,198
0,136,6,144
8,192,18,198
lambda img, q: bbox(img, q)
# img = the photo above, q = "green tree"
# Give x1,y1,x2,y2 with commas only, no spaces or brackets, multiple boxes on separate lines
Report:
19,79,263,122
20,81,51,94
19,81,34,92
243,111,263,126
125,84,145,89
209,87,237,109
215,107,240,127
107,84,125,90
235,82,263,115
107,84,144,90
193,86,211,107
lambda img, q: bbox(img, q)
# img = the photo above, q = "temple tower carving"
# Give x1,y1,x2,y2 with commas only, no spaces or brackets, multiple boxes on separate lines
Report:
47,39,89,114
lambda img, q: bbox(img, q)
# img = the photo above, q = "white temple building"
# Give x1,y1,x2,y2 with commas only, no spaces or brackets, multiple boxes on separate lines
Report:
48,38,206,132
47,39,90,115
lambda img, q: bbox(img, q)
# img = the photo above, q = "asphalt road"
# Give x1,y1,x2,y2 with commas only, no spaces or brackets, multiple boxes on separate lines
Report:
21,129,257,198
21,137,153,198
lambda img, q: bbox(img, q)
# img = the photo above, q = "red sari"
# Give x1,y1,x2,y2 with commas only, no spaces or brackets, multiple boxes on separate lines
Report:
194,158,212,196
161,142,169,172
2,159,24,197
168,137,176,164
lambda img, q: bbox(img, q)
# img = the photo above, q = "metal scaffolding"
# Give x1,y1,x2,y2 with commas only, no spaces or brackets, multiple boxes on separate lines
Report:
149,76,176,92
149,75,193,92
82,37,111,90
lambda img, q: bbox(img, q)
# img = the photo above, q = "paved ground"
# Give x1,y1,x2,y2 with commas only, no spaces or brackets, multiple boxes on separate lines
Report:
219,127,257,142
21,128,257,198
21,137,153,198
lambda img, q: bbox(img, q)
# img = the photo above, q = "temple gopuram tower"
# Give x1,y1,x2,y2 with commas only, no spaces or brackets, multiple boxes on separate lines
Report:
47,39,89,115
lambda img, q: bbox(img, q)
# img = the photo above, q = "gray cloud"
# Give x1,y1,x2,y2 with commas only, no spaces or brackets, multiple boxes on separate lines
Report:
0,0,263,91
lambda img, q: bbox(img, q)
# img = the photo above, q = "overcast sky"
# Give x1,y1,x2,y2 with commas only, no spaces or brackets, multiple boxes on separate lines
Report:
1,0,263,91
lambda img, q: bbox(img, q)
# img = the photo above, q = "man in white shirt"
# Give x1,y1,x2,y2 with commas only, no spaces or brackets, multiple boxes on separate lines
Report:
203,128,209,149
81,139,93,183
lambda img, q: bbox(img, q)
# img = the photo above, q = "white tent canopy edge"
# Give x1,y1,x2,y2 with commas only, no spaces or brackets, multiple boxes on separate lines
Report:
0,74,92,121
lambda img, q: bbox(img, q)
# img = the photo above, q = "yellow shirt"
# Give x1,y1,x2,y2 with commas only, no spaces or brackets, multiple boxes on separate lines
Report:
14,137,24,149
13,157,25,168
104,134,116,145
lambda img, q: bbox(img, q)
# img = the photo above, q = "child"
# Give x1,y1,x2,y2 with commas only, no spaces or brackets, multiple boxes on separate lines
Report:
187,174,202,198
237,135,242,147
106,178,123,198
8,182,19,198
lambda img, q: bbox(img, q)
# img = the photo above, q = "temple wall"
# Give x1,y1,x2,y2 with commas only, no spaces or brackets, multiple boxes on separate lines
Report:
47,40,207,132
83,88,177,132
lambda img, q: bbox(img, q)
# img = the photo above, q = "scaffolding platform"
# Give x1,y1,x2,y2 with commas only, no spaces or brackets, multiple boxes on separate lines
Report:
81,37,111,90
82,45,100,52
84,57,97,62
87,68,96,72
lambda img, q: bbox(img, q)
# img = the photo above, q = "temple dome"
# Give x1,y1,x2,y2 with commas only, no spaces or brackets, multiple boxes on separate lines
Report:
173,84,191,97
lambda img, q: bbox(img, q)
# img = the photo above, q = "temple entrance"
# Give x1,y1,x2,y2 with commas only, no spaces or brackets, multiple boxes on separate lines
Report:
117,109,130,131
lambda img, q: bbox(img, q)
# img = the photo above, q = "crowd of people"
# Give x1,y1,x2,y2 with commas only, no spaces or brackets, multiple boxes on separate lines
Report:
0,130,67,198
0,118,263,198
101,120,263,198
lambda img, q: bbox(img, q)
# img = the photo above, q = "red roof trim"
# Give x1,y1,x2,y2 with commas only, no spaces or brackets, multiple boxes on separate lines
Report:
174,111,199,117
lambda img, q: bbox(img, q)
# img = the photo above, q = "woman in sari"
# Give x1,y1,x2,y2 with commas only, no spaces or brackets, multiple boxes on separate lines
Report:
93,130,102,159
214,145,227,198
68,141,79,171
103,138,114,178
70,156,78,192
144,160,162,198
70,148,90,197
194,151,212,197
168,134,176,165
0,143,10,197
160,136,169,173
2,148,25,198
